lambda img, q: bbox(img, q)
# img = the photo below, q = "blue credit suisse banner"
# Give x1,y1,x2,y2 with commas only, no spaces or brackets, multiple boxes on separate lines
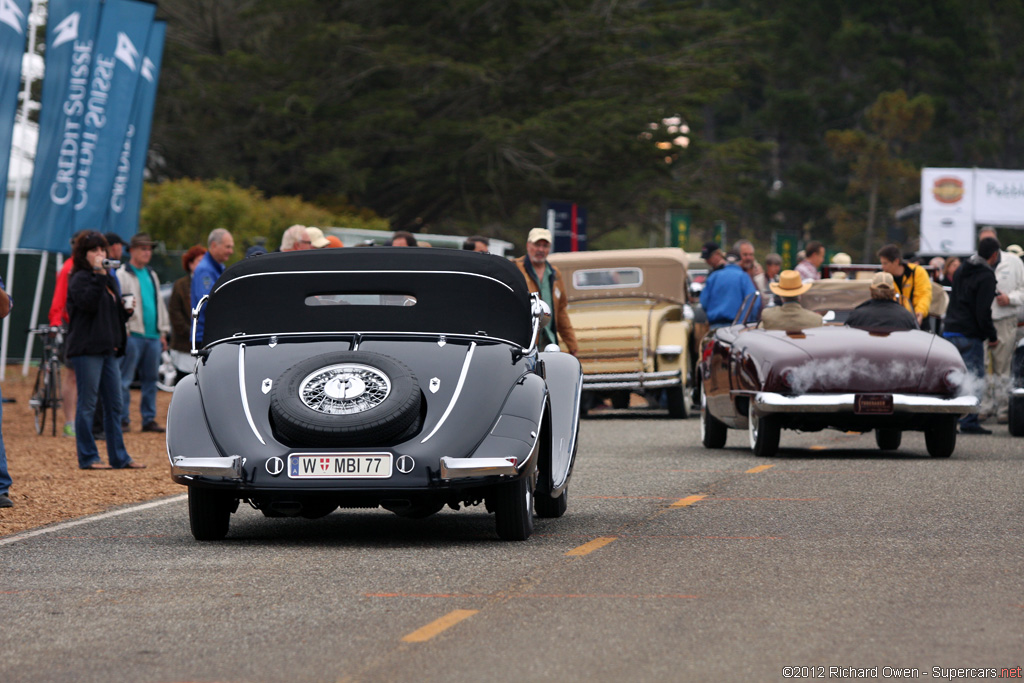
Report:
103,19,164,239
0,0,31,232
19,0,102,254
71,0,154,234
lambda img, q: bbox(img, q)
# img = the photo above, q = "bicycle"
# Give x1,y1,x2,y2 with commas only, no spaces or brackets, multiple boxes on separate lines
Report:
28,325,64,436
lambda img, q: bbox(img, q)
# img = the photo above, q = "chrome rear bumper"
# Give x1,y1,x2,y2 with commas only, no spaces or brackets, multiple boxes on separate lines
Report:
753,392,978,415
171,455,243,480
439,457,518,479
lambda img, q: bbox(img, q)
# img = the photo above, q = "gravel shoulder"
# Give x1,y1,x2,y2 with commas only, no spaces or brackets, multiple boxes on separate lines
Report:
0,364,180,537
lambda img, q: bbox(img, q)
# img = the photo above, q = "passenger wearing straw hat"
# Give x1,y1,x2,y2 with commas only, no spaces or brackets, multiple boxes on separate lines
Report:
760,270,823,331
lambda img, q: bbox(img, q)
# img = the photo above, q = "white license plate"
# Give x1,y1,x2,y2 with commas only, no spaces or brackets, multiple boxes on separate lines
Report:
288,453,392,479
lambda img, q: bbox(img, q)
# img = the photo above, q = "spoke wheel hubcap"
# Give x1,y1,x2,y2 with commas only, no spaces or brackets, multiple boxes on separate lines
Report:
299,364,391,414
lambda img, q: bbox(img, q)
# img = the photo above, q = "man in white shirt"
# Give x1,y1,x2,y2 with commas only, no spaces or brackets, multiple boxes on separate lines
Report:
978,227,1024,423
795,240,824,281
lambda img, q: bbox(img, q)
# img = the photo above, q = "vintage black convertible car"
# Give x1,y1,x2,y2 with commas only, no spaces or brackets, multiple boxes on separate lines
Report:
166,248,582,541
698,285,979,458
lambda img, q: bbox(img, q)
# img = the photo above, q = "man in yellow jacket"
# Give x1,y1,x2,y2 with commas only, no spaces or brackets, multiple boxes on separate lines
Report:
878,244,932,326
514,228,578,356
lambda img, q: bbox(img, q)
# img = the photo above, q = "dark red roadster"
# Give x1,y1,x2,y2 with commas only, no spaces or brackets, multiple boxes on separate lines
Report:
698,284,979,458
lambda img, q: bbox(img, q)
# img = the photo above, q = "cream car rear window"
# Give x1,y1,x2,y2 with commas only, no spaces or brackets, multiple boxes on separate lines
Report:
572,268,643,289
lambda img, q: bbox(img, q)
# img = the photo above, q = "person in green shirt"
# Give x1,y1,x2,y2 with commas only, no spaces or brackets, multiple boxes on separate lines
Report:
115,234,171,433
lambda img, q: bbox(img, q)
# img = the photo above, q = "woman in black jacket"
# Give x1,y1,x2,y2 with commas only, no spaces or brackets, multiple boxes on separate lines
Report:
66,232,144,470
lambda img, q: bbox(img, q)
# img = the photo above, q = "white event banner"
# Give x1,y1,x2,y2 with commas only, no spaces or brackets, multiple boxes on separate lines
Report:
973,168,1024,226
920,167,975,254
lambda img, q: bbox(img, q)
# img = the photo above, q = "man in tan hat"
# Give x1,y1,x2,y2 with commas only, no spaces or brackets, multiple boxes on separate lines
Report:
116,233,171,432
760,270,823,330
514,228,577,355
305,227,330,248
845,272,919,331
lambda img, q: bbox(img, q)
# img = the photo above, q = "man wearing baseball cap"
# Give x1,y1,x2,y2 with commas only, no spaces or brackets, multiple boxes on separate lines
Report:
305,226,331,248
116,233,170,433
845,271,918,331
514,228,578,355
699,241,756,329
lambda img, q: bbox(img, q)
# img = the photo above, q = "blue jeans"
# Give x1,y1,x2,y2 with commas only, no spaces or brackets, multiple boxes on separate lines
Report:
0,387,10,495
72,354,133,468
947,335,985,429
120,335,161,426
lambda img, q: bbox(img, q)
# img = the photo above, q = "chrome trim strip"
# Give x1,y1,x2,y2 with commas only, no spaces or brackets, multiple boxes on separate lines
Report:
440,456,518,479
171,455,243,480
583,370,681,382
420,342,476,443
202,330,519,351
753,392,979,415
238,344,266,445
213,270,516,295
584,379,681,391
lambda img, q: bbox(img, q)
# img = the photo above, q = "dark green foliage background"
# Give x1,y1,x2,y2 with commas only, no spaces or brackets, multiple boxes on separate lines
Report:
148,0,1024,254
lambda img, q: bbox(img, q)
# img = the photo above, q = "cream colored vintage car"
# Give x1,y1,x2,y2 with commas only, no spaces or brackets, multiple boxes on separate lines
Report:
548,248,695,417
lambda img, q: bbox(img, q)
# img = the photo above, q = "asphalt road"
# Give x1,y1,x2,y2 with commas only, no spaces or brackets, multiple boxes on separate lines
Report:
1,408,1022,682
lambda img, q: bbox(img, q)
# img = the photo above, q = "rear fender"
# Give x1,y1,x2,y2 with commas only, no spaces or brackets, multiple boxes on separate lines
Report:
539,350,582,491
467,372,548,477
166,375,223,484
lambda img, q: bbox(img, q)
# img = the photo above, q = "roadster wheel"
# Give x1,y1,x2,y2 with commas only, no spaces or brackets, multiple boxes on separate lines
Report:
875,428,902,451
925,416,957,458
700,380,727,449
535,485,568,518
667,384,688,419
748,401,780,457
491,475,534,541
270,351,420,446
1009,396,1024,437
188,487,234,540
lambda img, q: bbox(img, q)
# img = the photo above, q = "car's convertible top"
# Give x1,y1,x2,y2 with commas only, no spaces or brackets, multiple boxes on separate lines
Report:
202,248,533,347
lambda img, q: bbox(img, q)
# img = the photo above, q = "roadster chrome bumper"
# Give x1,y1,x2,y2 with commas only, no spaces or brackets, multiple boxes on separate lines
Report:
171,455,244,480
753,392,978,415
439,457,519,479
583,369,681,391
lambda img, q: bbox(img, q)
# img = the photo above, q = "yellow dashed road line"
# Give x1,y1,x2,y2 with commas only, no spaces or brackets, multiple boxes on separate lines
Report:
670,494,707,508
401,609,479,643
565,536,617,556
746,464,774,474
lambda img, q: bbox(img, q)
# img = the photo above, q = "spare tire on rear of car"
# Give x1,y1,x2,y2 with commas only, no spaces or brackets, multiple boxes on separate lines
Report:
270,351,421,446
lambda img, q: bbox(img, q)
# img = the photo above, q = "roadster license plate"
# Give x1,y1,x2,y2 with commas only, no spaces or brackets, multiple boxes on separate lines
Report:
855,394,893,415
288,453,393,479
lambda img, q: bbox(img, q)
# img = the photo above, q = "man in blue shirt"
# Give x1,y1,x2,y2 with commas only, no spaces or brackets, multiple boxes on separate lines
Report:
699,241,756,328
117,234,171,432
191,228,235,347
